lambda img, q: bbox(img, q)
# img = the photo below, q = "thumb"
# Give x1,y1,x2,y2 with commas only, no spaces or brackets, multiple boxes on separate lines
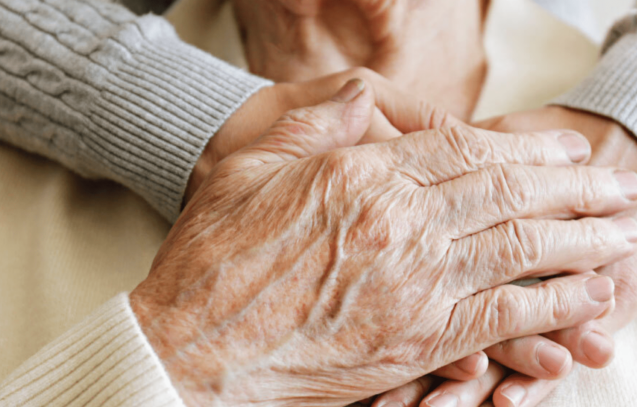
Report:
237,79,375,165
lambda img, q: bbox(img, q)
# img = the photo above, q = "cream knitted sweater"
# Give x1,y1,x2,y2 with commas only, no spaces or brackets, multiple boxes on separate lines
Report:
1,0,637,406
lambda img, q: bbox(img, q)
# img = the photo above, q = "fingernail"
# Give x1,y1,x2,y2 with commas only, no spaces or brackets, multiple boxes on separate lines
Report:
614,217,637,243
331,78,366,103
502,384,526,406
536,342,569,375
614,170,637,200
585,276,615,303
425,393,458,407
455,352,484,375
582,331,614,366
557,132,590,163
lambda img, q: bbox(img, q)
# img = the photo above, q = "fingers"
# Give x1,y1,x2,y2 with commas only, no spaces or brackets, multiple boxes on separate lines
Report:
359,106,402,144
449,217,635,291
432,352,490,381
371,376,436,407
235,78,374,167
438,164,637,238
371,354,489,407
485,336,572,380
435,274,615,359
369,85,461,134
388,126,590,188
492,374,560,407
420,362,506,407
300,68,462,134
543,322,615,369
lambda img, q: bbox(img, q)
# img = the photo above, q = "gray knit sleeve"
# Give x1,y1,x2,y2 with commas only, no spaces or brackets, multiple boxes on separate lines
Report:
552,8,637,136
0,0,272,222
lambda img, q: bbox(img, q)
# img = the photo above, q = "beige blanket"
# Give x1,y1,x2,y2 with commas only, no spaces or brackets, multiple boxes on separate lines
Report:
0,0,635,404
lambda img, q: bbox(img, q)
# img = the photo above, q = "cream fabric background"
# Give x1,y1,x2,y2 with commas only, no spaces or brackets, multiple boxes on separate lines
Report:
0,0,635,404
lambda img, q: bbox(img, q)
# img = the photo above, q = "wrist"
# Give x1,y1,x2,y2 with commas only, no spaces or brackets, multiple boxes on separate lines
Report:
184,84,297,204
129,289,212,405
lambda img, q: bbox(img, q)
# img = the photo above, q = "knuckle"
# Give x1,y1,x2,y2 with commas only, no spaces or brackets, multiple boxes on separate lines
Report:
571,168,602,213
547,283,573,323
613,263,637,314
489,289,525,339
502,220,543,273
579,218,613,255
488,164,533,215
442,126,494,169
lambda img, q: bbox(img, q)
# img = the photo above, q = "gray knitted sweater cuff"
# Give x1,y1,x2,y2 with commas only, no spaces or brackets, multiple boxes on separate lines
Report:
0,0,272,223
553,10,637,136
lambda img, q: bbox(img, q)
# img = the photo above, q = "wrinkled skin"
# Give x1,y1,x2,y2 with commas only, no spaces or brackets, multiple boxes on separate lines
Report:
229,0,488,120
482,107,637,407
130,84,636,406
185,67,456,202
374,107,637,407
166,2,637,404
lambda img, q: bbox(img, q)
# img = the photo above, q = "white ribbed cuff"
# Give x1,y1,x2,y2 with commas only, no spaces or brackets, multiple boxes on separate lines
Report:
0,294,184,407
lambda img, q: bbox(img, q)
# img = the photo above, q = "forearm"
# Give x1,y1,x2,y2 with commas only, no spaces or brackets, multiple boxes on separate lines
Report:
0,294,183,407
0,0,271,222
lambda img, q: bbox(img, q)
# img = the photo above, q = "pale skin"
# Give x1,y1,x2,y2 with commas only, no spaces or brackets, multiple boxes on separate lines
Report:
166,1,637,405
372,108,637,407
184,67,457,200
130,81,637,406
167,0,488,121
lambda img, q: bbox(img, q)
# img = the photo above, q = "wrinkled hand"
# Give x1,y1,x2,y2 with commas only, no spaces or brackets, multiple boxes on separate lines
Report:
131,86,635,407
371,107,637,407
231,0,488,120
479,107,637,407
186,67,457,202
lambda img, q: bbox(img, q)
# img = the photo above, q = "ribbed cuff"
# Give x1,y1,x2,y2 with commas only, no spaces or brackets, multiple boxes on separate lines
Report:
87,15,272,222
0,294,184,407
552,26,637,136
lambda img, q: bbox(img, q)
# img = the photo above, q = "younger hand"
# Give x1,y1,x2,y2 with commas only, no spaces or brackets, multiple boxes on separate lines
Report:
132,84,633,406
186,67,458,202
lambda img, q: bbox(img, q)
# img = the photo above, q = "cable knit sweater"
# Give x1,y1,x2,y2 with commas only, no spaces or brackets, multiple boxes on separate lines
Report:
1,0,637,406
0,0,271,223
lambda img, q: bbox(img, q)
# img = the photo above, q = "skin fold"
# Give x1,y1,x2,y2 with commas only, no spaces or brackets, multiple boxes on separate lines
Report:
184,67,458,202
168,0,488,121
130,82,637,406
166,1,637,405
373,108,637,407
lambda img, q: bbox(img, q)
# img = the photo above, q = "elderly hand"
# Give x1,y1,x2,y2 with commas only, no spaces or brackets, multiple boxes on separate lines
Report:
480,107,637,407
131,84,635,406
371,107,637,407
230,0,488,120
186,68,457,202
